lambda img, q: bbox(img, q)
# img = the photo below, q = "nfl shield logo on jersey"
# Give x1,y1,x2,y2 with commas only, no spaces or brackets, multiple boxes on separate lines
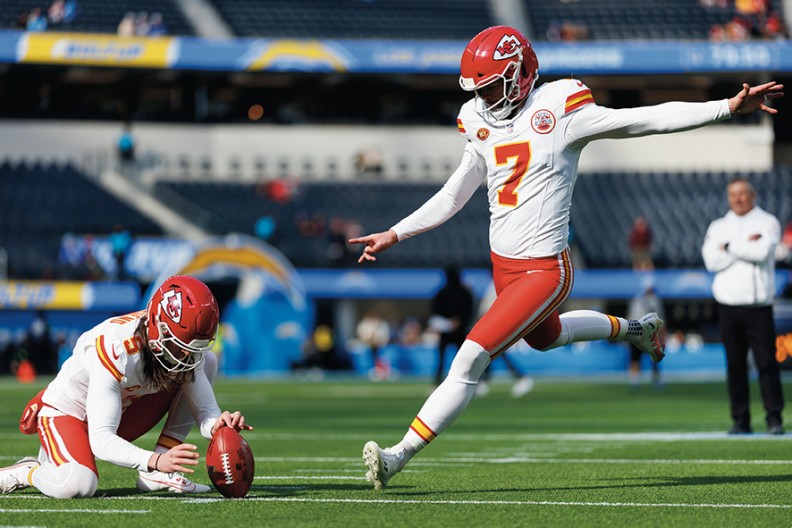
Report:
531,109,556,134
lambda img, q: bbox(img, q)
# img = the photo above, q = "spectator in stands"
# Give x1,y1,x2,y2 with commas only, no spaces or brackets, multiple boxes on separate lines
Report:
762,11,788,39
16,10,29,29
48,0,65,25
117,123,136,171
627,284,665,391
327,216,352,267
109,224,132,281
61,0,77,24
629,216,654,270
354,147,385,179
26,7,47,32
117,12,135,37
295,211,326,238
148,13,167,36
79,235,105,280
546,20,590,42
263,179,292,204
134,12,150,37
429,266,474,388
351,25,784,490
702,176,785,435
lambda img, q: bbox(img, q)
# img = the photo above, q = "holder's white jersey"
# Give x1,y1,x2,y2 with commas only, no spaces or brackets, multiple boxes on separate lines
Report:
41,311,221,471
391,78,731,259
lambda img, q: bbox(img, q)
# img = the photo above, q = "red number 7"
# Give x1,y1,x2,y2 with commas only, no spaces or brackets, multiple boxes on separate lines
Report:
495,141,531,207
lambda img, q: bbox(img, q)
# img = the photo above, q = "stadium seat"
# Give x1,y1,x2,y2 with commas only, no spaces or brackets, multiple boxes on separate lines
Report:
0,161,163,279
207,0,492,39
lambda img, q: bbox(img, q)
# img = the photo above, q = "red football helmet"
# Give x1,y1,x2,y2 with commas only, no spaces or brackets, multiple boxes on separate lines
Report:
459,26,539,120
146,275,219,372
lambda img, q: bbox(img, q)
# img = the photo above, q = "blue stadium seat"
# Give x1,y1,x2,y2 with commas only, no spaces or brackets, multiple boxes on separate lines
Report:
0,161,163,279
524,0,786,42
0,0,194,35
208,0,492,39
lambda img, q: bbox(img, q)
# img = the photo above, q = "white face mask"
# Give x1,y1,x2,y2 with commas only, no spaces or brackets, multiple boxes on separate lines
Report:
472,70,538,122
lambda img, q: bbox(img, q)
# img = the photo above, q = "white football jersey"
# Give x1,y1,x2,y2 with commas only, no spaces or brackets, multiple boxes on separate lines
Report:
42,311,220,470
392,78,731,259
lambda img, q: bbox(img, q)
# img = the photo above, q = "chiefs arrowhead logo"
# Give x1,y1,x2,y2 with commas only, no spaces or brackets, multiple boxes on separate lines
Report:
161,290,183,324
476,128,490,140
493,35,521,61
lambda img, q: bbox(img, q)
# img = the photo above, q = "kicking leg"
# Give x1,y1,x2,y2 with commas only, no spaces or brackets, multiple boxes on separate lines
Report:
528,310,665,362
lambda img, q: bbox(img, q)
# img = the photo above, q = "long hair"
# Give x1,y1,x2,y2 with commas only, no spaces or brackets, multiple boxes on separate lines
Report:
135,318,195,392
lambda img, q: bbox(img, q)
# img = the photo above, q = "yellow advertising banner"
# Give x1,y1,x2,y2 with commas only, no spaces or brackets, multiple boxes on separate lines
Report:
0,281,85,309
19,32,174,68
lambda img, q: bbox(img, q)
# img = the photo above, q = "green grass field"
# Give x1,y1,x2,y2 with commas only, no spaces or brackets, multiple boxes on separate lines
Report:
1,376,791,527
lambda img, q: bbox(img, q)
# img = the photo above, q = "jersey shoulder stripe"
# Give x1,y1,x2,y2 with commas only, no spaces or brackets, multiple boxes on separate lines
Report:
457,118,466,135
96,335,123,382
565,88,594,114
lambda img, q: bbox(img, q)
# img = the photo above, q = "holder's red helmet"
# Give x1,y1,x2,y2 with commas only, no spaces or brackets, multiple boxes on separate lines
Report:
146,275,219,372
459,26,539,120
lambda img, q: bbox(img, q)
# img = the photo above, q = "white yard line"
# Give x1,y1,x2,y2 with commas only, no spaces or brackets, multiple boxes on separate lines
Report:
202,497,792,509
245,456,792,465
3,495,788,510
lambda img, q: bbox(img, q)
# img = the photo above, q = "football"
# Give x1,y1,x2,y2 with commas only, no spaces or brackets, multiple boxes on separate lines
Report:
206,426,255,498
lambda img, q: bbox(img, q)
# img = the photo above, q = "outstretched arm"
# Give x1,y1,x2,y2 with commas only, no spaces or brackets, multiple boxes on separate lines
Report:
567,81,784,146
349,142,486,264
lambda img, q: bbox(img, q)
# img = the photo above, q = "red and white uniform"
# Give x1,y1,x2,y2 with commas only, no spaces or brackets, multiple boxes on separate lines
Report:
39,311,220,472
393,78,730,257
391,79,731,353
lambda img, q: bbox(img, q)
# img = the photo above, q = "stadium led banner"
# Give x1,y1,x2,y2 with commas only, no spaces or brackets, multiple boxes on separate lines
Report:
17,32,174,68
3,29,792,74
0,281,140,310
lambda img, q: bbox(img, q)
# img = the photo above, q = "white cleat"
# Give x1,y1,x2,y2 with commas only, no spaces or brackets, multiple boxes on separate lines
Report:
136,470,211,494
624,312,666,363
0,457,40,494
362,441,402,490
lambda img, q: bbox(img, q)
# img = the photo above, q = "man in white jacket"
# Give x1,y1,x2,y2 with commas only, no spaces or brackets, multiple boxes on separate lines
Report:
702,178,784,435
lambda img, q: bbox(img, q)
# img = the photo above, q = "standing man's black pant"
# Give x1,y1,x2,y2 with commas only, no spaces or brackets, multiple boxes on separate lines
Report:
718,304,784,429
435,331,466,386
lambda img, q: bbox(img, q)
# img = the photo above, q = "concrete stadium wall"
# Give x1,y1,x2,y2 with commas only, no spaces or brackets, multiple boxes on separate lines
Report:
0,120,774,181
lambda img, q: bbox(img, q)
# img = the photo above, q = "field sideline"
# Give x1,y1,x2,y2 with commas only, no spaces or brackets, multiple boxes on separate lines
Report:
1,376,791,527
